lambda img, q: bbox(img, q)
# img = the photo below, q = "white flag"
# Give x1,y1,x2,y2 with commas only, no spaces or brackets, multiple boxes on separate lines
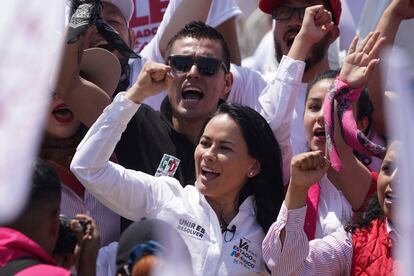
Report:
383,47,414,276
0,1,64,223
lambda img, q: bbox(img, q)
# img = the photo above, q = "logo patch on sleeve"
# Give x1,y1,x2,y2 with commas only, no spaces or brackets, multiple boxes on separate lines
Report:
155,154,180,177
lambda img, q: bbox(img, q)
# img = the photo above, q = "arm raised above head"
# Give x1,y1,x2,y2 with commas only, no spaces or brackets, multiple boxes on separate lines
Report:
367,0,414,136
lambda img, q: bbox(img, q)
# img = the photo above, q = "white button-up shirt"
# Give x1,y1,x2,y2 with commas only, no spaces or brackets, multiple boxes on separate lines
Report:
71,93,270,275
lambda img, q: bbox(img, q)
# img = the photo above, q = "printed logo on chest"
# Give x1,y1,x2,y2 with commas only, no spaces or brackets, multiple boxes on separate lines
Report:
230,237,259,270
155,154,180,177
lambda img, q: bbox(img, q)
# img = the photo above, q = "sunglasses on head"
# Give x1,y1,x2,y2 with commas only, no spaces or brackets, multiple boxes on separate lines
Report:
167,55,228,76
272,6,307,21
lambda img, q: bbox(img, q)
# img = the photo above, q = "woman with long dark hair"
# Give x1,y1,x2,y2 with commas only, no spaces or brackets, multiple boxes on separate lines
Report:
71,84,285,275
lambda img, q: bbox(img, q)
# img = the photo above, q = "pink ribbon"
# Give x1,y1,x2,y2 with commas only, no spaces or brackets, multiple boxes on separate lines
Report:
323,78,386,171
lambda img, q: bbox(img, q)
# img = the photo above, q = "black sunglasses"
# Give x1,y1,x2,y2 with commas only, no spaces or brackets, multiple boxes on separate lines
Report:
167,55,228,76
272,6,307,21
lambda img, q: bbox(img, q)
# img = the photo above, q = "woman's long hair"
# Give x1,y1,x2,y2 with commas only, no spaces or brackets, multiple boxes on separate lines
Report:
202,103,285,232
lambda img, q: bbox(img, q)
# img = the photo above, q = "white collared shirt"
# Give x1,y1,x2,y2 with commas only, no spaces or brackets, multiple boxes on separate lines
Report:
71,93,269,275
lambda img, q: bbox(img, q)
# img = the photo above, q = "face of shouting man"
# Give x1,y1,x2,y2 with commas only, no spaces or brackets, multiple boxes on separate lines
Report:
272,0,335,72
166,37,232,123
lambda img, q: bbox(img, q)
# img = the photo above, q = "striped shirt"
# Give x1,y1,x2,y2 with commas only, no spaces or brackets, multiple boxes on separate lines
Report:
262,202,353,275
61,184,120,246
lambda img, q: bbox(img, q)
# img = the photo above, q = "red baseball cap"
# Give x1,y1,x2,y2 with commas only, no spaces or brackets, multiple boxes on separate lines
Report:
259,0,341,25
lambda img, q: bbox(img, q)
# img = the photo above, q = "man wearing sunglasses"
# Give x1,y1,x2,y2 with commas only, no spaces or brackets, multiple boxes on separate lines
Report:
259,0,341,156
114,21,233,188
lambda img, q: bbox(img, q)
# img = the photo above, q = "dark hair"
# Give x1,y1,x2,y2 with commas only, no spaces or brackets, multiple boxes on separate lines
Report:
305,69,340,103
345,194,384,233
202,103,285,232
356,88,374,134
164,21,231,72
305,69,374,134
306,69,376,164
27,158,61,212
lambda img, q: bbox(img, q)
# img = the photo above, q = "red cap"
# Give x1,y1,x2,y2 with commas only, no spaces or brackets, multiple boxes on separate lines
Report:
259,0,341,25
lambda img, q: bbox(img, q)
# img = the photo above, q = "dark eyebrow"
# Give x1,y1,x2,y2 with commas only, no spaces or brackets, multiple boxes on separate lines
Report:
200,135,211,140
200,136,235,146
307,97,322,101
220,140,236,147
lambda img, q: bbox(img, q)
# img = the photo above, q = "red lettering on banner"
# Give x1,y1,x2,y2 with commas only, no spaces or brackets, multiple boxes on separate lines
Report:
130,0,170,27
150,0,169,23
135,27,159,38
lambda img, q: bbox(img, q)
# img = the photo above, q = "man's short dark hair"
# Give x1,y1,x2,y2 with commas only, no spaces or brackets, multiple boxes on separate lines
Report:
164,21,231,71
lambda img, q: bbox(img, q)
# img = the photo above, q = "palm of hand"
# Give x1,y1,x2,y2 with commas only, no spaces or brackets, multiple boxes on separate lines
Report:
340,52,370,88
339,32,384,89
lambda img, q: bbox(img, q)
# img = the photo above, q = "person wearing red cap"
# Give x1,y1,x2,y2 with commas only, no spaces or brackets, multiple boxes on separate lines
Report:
257,0,341,157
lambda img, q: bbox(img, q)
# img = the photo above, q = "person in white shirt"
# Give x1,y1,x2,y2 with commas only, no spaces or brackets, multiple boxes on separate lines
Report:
258,0,342,156
70,65,286,274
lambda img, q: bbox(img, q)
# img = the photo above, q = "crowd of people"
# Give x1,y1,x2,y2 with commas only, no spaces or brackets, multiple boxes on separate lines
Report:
1,0,413,275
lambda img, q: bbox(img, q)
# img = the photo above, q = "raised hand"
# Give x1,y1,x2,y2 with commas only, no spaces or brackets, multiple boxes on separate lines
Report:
67,0,101,44
339,32,385,89
298,5,335,44
285,151,330,210
125,61,173,103
290,151,330,189
289,5,335,61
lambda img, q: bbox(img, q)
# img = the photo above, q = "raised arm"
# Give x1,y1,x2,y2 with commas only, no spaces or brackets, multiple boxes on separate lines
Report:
215,16,241,65
263,151,352,276
326,32,385,210
228,5,334,184
158,0,212,58
70,61,177,220
55,1,113,127
367,0,414,135
55,36,112,127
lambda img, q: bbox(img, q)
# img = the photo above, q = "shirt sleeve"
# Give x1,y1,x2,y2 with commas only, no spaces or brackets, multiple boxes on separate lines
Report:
262,202,353,276
140,0,242,64
228,55,305,185
206,0,241,27
70,93,182,221
96,242,118,276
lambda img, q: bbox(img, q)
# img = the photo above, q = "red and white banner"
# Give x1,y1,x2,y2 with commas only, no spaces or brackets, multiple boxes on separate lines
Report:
129,0,170,52
0,1,64,223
